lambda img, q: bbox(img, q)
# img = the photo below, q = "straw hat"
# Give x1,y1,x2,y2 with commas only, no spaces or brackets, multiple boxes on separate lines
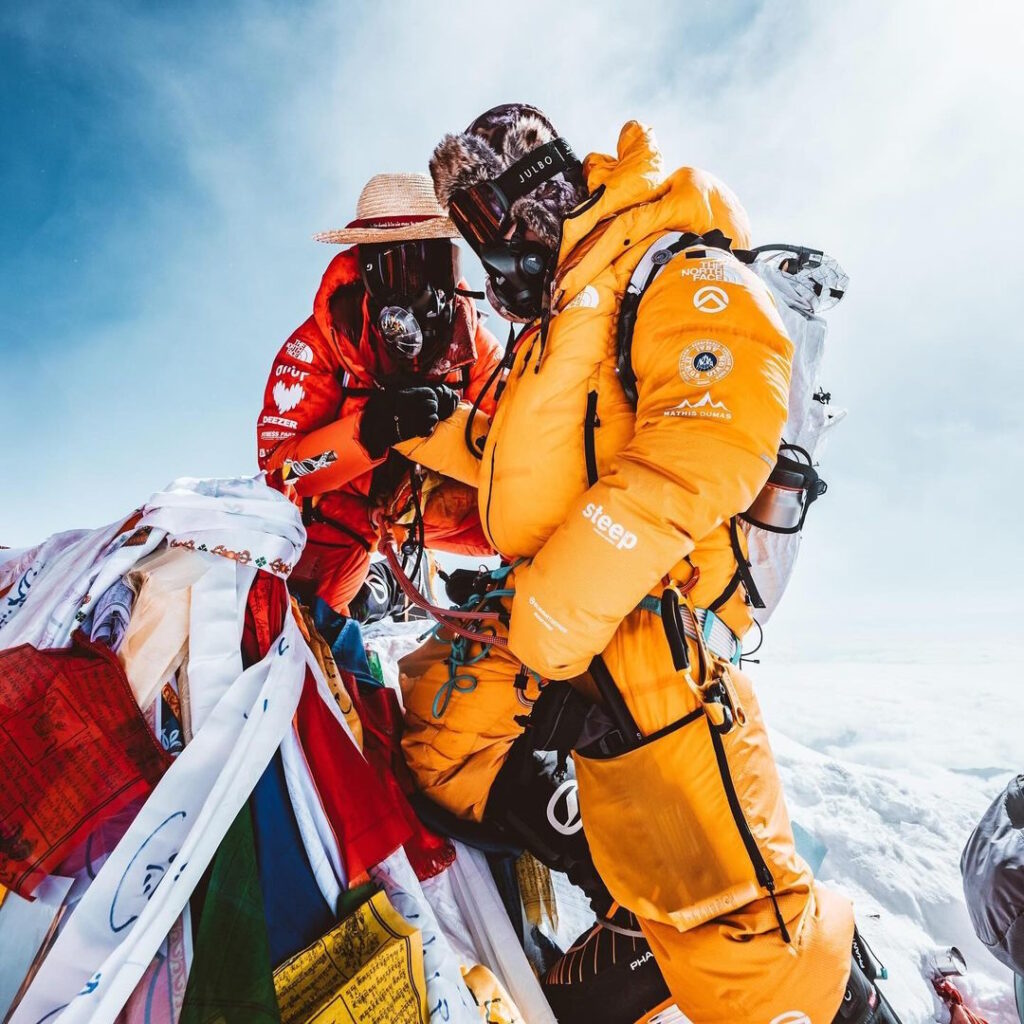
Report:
313,172,460,244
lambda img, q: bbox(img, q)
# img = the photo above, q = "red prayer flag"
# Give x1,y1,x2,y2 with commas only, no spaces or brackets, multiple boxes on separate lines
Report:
0,632,171,898
241,574,410,879
294,670,412,879
343,676,455,880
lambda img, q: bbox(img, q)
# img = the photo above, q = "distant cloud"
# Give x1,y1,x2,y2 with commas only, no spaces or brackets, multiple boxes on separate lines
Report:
2,0,1022,651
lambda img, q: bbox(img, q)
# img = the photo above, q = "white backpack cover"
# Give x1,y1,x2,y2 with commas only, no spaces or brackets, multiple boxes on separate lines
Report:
618,236,849,626
743,247,848,622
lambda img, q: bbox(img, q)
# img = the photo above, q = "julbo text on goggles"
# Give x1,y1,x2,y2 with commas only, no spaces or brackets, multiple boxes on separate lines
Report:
446,138,581,251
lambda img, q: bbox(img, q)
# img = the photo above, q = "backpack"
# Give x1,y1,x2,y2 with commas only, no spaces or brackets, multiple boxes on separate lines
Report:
616,230,849,624
961,773,1024,981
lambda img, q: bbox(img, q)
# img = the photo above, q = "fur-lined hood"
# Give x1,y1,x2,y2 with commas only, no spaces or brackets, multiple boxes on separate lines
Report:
430,104,587,249
554,121,753,306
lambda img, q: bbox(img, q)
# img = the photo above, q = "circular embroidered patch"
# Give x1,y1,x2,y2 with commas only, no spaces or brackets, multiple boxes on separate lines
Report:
679,340,734,386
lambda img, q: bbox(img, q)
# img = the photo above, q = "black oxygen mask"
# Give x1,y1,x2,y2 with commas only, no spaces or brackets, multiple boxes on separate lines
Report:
360,239,460,371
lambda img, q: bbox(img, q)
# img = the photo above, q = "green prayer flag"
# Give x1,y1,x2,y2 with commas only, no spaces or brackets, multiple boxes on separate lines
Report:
180,803,281,1024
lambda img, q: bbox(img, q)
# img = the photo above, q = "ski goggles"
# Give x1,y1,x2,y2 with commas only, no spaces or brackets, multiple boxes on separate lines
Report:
447,137,580,250
359,238,460,303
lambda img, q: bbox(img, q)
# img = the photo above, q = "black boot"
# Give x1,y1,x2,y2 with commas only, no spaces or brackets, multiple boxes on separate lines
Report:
833,932,904,1023
485,689,674,1024
542,911,672,1024
485,730,611,914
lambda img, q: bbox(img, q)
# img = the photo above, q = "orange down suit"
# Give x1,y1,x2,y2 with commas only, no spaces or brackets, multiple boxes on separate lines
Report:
400,122,854,1021
256,247,501,612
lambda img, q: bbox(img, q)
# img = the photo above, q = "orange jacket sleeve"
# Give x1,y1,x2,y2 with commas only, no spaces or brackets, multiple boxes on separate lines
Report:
507,264,793,680
256,324,385,497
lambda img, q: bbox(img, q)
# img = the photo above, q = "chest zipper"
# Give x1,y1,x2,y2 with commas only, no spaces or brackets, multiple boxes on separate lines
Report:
584,390,601,487
707,723,792,943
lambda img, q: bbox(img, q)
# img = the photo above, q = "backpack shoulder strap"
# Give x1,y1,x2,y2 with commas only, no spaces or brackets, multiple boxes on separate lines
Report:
614,232,768,615
616,230,740,406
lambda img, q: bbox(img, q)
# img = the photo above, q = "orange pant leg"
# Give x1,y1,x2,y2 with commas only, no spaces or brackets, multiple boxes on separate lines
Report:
404,572,854,1020
291,521,373,614
400,608,536,822
570,605,853,1022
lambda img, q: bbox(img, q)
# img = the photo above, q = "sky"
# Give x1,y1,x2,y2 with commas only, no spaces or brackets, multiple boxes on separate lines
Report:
1,0,1023,659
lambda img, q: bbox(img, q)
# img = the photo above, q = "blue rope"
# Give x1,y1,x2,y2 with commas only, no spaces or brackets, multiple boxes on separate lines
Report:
432,624,497,719
489,559,525,580
432,671,479,718
426,564,524,720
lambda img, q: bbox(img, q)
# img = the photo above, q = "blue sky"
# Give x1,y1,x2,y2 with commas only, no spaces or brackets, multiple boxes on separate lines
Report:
2,0,1022,656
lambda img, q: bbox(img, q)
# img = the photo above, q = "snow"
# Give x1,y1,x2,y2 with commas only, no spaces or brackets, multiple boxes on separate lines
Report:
372,614,1022,1022
757,650,1023,1023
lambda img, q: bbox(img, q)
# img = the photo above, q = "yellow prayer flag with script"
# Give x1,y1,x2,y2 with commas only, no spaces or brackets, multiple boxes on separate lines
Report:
273,890,428,1024
515,851,558,934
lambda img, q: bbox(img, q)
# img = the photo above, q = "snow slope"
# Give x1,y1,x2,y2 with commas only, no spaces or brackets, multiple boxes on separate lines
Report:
368,618,1021,1022
758,652,1022,1023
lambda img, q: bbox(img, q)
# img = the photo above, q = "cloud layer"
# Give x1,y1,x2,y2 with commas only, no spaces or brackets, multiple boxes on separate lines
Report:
2,0,1022,653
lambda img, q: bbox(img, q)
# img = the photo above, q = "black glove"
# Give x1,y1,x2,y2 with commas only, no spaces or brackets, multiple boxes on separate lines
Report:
359,385,459,459
434,384,459,420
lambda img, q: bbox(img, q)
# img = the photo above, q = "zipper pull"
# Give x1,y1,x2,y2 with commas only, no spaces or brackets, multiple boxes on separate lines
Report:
763,875,793,945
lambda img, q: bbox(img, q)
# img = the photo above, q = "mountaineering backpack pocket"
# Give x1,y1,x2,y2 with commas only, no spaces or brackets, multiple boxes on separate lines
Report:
615,232,849,623
572,661,808,933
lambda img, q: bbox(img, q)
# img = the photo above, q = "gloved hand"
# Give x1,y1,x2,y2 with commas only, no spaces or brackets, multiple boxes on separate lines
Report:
360,385,459,459
434,384,459,420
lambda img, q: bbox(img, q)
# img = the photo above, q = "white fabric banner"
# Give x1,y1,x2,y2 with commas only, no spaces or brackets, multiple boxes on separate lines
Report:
184,556,249,734
140,476,305,580
0,520,164,648
278,603,367,907
280,724,346,908
0,475,304,652
4,475,309,1024
448,843,558,1024
10,612,308,1024
371,850,481,1024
